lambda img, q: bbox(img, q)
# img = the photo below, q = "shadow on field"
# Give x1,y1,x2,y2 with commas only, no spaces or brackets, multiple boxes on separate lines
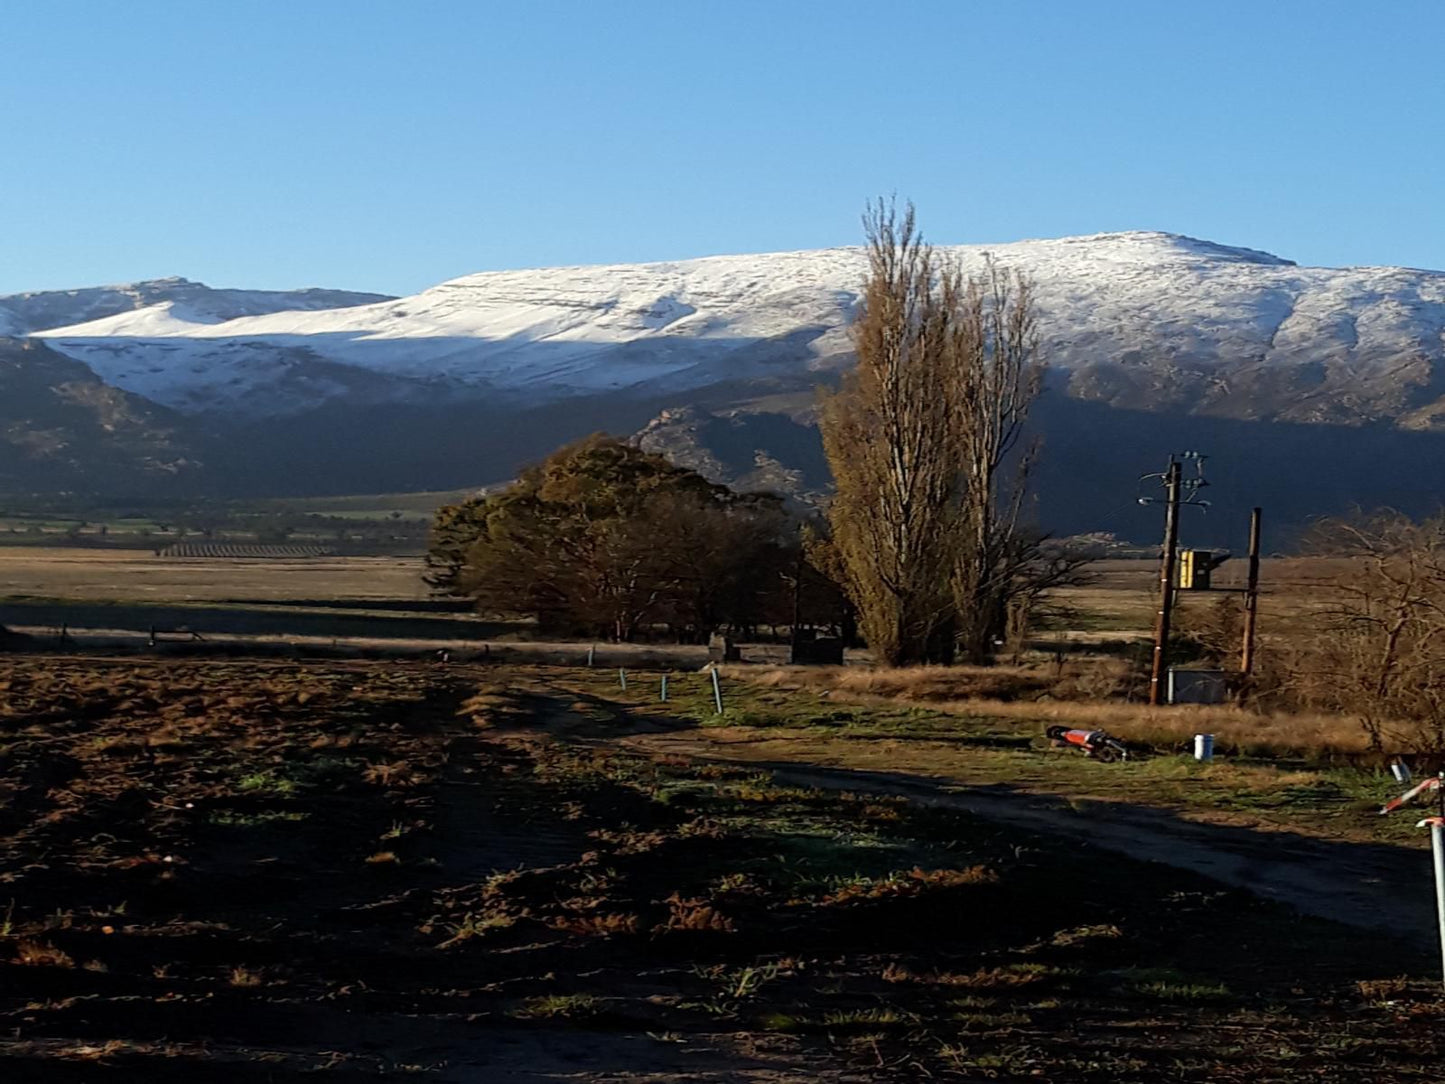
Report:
756,760,1436,950
513,682,1436,952
0,599,503,642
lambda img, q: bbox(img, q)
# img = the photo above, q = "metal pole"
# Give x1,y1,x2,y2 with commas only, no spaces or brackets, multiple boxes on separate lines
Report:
619,668,626,690
660,674,668,702
711,667,724,714
1148,459,1182,706
1241,507,1262,678
1432,820,1445,988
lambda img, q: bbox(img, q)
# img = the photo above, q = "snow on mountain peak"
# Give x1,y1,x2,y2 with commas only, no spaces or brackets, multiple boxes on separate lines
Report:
25,231,1445,426
0,278,393,336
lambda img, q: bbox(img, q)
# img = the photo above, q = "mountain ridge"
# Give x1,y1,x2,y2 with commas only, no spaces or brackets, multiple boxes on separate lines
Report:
10,230,1445,536
1,278,393,337
29,230,1445,431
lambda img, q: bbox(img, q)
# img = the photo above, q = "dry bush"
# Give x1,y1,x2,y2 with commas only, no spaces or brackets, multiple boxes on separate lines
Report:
818,866,997,906
362,761,424,788
1282,512,1445,752
549,912,640,937
458,686,532,728
1172,594,1244,669
10,939,75,968
660,892,735,933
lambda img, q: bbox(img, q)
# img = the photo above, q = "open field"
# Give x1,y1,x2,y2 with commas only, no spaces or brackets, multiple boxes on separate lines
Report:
0,548,429,604
559,665,1423,848
3,655,1444,1082
1054,557,1357,643
0,547,1361,665
0,549,492,652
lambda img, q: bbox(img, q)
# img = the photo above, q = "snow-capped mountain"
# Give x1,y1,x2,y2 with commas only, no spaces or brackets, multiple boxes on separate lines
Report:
29,232,1445,429
1,278,391,337
12,231,1445,533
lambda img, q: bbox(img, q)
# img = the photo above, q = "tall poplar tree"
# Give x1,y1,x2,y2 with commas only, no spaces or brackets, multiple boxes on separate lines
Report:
819,200,1050,666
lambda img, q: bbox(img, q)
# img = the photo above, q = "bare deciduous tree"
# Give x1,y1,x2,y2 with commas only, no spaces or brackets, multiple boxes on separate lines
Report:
1291,511,1445,751
951,259,1047,663
819,201,962,665
820,200,1067,666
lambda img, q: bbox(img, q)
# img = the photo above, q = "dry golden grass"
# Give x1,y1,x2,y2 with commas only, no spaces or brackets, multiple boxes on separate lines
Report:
11,940,76,968
748,662,1125,704
992,701,1371,757
747,660,1131,702
747,664,1373,757
0,546,426,603
1057,556,1368,642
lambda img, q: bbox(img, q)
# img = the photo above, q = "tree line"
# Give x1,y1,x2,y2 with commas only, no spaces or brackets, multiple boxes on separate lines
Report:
426,435,849,643
429,200,1087,662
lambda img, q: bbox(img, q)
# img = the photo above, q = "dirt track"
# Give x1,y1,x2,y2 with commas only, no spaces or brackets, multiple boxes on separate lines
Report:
614,729,1436,948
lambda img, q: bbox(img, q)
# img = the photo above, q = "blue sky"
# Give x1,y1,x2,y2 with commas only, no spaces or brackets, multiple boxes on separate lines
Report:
2,1,1441,296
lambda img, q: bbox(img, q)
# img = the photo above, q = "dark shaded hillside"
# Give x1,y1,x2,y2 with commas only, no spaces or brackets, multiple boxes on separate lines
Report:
4,334,1444,544
1026,395,1445,546
631,393,1445,545
0,338,205,495
205,392,677,498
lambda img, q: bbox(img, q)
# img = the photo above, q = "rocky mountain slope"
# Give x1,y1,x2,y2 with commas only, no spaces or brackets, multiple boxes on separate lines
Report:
0,338,203,494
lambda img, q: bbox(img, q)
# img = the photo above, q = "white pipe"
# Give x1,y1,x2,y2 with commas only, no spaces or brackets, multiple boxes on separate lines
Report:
711,667,724,714
1433,822,1445,988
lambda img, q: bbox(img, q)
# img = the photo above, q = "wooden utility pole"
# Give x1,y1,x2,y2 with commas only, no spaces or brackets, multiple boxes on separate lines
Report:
1148,459,1182,706
1240,506,1262,677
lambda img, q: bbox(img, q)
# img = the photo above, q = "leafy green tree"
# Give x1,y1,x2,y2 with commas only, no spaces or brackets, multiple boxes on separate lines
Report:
431,435,810,641
424,497,492,594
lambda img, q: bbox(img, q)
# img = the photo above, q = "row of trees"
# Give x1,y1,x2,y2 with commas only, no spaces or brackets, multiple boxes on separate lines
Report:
427,436,847,642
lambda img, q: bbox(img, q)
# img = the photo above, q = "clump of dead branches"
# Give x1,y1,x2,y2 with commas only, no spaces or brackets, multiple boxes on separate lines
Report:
1286,510,1445,751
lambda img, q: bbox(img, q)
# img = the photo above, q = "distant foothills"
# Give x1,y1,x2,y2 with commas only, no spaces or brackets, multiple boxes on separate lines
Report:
6,230,1445,543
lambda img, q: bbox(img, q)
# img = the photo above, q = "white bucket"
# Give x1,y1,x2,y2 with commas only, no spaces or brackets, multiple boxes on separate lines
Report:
1194,734,1215,762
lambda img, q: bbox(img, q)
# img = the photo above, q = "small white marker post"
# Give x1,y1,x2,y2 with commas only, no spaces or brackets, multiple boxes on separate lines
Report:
586,645,595,667
660,674,668,702
711,667,724,715
619,668,627,691
1427,772,1445,989
1387,771,1445,988
1430,815,1445,989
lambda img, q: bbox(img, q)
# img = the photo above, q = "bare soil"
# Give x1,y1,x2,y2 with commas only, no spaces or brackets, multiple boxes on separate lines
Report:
3,657,1444,1082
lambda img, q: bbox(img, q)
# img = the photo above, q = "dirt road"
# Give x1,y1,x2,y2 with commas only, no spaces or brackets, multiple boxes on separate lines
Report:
613,728,1436,949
